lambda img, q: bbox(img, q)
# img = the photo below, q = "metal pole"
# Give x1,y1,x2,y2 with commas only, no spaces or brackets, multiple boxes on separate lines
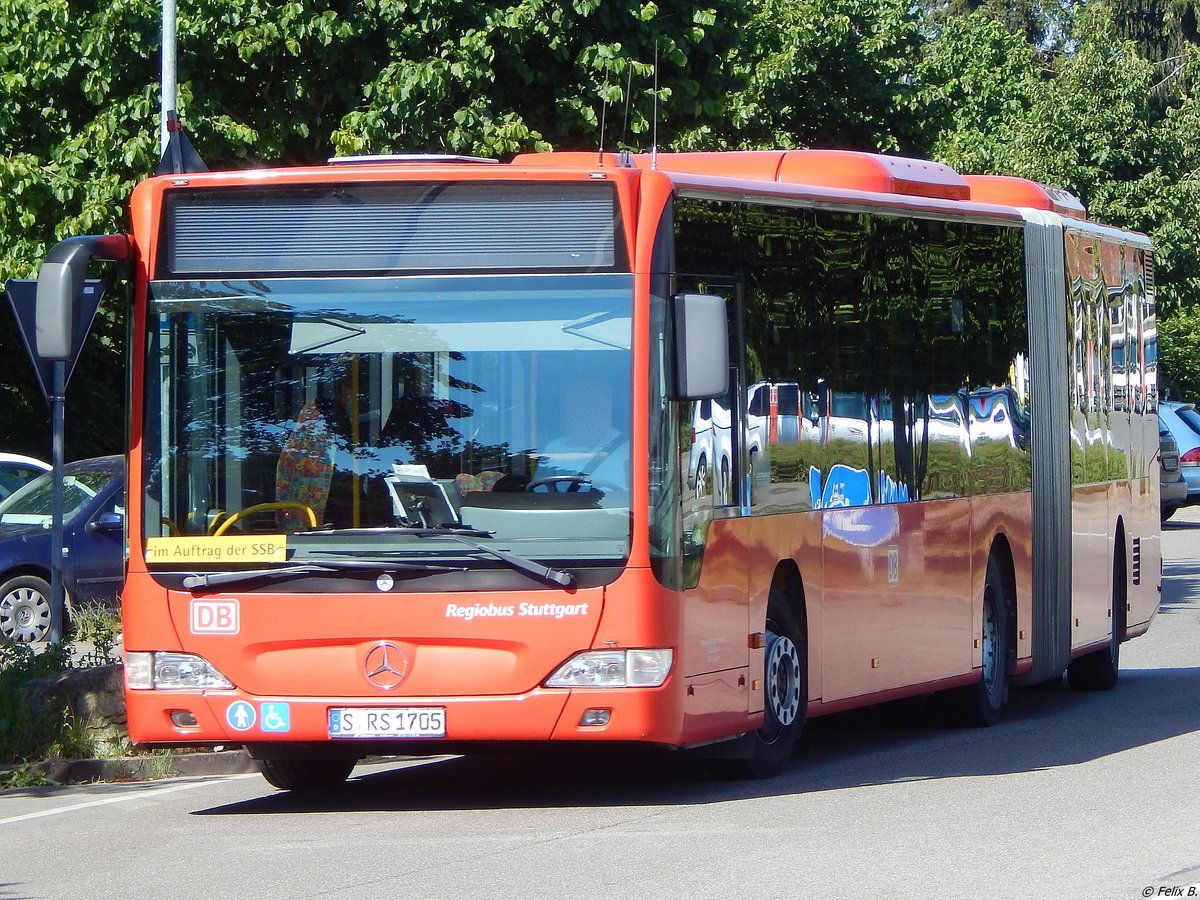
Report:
161,0,177,153
49,360,66,644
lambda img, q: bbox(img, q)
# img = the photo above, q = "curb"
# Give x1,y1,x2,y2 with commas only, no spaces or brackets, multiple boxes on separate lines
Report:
30,749,259,785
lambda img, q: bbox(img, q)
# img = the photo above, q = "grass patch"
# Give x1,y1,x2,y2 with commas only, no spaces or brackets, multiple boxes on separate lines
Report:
0,639,95,777
70,600,123,666
0,604,125,787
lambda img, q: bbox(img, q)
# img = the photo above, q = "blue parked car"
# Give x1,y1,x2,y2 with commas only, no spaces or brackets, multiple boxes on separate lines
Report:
0,456,125,643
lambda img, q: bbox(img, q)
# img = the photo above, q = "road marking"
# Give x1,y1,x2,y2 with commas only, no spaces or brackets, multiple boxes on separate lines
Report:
0,774,260,826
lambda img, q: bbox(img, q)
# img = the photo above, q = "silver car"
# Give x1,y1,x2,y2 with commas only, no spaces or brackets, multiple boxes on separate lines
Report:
1160,422,1187,521
1159,400,1200,515
0,452,50,502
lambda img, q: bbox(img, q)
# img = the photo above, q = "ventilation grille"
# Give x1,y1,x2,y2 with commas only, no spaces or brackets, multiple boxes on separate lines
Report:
1132,537,1141,586
161,181,621,277
1145,251,1156,305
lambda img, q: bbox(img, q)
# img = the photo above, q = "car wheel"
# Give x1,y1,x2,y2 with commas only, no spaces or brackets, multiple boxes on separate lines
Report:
748,449,759,506
0,575,53,644
694,455,709,499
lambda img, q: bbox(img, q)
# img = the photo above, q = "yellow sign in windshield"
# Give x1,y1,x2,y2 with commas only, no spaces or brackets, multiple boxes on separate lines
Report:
146,535,287,564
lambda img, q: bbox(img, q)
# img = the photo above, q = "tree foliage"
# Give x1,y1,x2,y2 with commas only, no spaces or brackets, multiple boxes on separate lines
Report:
916,4,1200,388
0,0,746,457
6,0,1200,458
677,0,926,152
1159,307,1200,400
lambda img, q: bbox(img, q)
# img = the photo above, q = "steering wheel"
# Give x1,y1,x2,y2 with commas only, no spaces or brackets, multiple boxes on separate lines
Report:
209,502,318,536
524,475,593,493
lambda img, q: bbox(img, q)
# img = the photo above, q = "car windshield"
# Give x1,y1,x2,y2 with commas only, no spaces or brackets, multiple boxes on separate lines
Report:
0,459,48,502
142,274,635,568
0,460,118,527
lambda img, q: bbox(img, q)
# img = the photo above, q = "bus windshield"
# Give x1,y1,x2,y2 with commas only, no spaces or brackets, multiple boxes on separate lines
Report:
142,273,634,567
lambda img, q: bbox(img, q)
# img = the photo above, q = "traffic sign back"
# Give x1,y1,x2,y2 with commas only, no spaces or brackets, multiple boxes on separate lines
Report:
3,278,104,404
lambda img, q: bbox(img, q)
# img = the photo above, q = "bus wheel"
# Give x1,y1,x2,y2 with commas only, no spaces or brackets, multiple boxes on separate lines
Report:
943,555,1009,726
259,757,356,791
711,596,806,778
1068,541,1125,692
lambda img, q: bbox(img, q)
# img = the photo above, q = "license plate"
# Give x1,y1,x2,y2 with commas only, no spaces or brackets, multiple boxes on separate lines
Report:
328,707,446,738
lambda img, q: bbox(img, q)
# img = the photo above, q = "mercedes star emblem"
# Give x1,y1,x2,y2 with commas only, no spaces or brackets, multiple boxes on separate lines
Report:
364,641,408,690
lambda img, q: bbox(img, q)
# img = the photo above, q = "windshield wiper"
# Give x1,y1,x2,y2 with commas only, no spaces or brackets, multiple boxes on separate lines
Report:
414,533,575,588
182,559,467,590
282,525,574,588
302,524,496,539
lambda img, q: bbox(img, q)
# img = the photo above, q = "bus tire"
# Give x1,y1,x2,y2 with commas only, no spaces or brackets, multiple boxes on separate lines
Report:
1068,538,1125,692
709,593,806,779
259,757,356,791
943,554,1010,727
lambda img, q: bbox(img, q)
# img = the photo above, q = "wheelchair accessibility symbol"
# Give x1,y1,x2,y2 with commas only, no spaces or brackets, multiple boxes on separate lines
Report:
261,702,291,733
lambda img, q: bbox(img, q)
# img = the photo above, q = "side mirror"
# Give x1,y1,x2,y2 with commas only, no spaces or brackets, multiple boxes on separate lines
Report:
87,511,125,535
670,293,728,400
36,235,131,360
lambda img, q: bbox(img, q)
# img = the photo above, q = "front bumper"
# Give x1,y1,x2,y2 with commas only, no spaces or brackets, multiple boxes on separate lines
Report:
125,682,686,750
1161,476,1188,506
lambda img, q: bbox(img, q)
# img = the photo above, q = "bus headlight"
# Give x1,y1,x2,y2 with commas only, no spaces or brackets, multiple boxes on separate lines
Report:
125,652,234,691
545,649,673,688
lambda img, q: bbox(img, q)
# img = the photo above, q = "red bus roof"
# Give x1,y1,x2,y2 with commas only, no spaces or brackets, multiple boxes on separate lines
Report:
512,149,1087,217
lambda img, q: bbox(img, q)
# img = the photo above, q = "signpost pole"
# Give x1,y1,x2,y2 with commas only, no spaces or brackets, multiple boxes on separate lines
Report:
9,259,120,645
162,0,176,154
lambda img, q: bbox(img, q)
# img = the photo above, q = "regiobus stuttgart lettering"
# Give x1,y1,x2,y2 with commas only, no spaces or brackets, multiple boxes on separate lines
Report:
445,601,590,621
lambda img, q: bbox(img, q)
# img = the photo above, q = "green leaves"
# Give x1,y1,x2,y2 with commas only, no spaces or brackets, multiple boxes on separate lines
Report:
8,0,1200,455
690,0,925,152
913,3,1200,391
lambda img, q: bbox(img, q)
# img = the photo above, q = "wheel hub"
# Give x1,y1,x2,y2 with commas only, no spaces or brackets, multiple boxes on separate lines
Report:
1,586,51,643
765,633,802,728
981,589,999,685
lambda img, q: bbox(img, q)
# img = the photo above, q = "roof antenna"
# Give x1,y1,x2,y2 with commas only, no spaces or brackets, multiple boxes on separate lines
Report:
598,59,610,164
651,41,660,170
621,64,634,148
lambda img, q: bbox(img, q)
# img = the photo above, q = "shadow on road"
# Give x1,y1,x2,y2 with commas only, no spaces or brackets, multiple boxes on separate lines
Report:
190,533,1200,816
1162,562,1200,609
1163,517,1200,529
194,659,1200,816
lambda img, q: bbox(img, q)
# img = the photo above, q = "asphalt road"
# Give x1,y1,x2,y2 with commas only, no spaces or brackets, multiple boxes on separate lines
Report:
3,512,1200,900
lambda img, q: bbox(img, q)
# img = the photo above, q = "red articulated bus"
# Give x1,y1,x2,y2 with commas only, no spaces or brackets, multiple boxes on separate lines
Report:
35,148,1160,789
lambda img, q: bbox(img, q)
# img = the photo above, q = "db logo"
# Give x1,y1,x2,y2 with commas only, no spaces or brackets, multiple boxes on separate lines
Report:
190,599,240,635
